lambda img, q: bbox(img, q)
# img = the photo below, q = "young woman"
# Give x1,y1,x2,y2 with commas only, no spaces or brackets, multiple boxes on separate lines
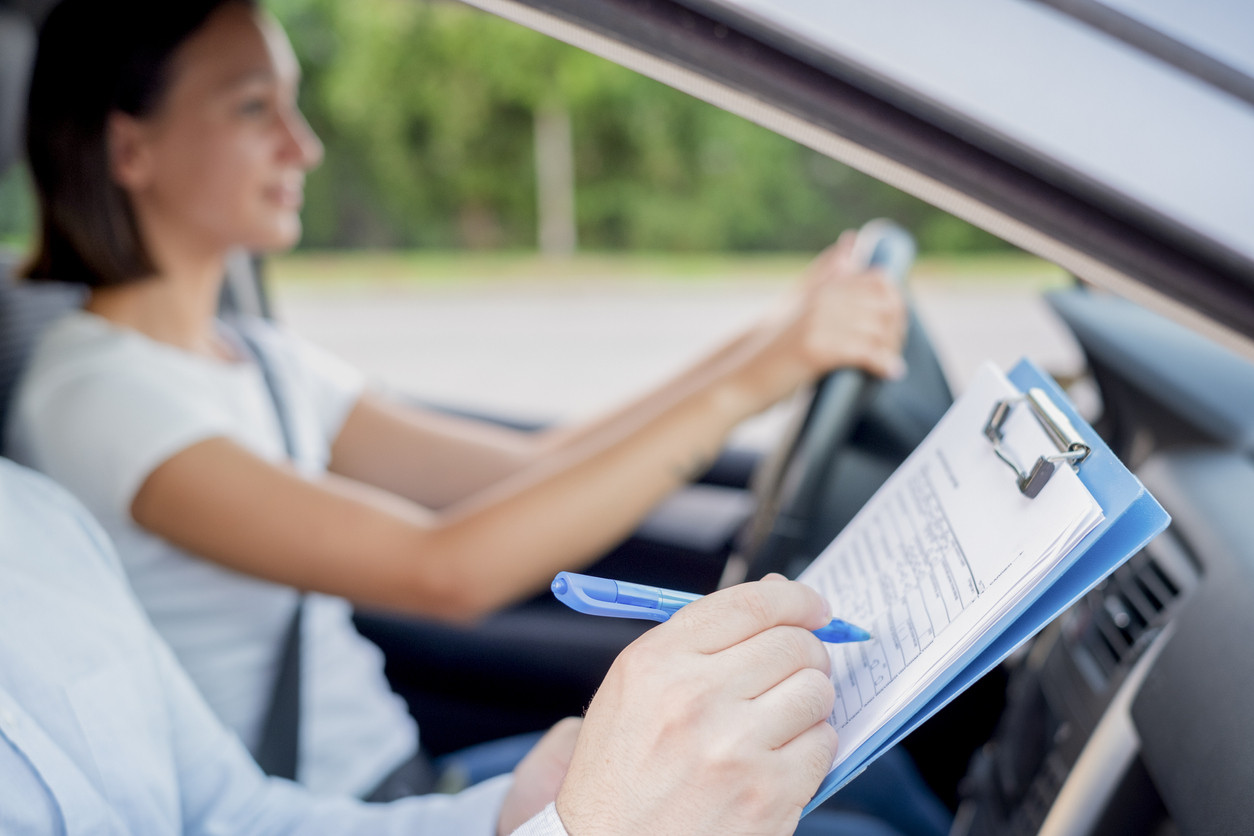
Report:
7,0,930,821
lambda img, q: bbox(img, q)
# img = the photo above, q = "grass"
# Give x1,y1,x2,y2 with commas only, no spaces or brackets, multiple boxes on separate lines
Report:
268,248,1071,290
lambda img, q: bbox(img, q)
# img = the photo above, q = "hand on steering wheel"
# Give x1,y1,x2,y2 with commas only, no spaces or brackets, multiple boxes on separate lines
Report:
725,220,917,586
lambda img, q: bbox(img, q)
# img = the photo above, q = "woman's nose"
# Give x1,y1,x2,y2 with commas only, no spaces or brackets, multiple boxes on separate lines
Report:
280,107,323,170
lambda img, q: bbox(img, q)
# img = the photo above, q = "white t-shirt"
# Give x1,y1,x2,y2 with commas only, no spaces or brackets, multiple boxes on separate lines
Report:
5,310,420,797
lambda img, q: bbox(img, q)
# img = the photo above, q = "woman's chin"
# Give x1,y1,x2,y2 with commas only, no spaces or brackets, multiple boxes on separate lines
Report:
247,221,303,254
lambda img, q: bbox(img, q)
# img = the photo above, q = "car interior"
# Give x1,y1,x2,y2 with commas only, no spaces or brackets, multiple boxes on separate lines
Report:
2,1,1253,834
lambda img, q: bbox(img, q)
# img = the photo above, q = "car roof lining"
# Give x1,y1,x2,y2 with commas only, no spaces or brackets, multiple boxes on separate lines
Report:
1025,0,1254,109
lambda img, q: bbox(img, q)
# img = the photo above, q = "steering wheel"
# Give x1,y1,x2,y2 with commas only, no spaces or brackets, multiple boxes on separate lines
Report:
721,219,918,586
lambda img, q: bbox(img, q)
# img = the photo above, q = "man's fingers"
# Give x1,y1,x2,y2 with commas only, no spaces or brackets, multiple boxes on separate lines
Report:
719,624,832,699
749,666,837,751
771,717,842,800
662,579,830,655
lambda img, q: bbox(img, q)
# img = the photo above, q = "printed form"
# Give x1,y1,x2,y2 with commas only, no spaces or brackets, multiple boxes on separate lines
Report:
799,362,1103,774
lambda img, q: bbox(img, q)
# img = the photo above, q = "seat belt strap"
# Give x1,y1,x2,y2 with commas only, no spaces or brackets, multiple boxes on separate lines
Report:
232,317,304,781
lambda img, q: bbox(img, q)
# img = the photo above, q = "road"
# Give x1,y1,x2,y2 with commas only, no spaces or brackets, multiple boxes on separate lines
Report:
273,274,1089,433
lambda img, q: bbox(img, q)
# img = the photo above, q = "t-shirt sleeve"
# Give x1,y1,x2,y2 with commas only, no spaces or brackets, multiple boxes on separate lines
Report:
20,367,238,522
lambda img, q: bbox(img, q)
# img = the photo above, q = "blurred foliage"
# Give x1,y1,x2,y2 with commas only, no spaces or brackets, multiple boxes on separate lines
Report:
0,165,34,250
0,0,1010,254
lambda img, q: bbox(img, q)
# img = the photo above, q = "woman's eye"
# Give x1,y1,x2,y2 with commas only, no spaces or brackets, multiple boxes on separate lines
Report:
239,98,269,116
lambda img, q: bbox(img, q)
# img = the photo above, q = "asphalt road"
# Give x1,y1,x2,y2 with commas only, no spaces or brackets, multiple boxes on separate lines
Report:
273,276,1089,434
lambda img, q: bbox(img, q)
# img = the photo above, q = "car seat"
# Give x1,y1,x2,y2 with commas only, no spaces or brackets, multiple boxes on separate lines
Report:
0,4,81,438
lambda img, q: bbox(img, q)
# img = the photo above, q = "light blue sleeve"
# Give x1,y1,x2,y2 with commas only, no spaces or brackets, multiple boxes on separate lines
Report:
0,459,545,836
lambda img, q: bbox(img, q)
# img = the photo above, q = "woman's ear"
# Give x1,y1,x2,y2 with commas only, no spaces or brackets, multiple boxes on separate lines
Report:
106,111,154,192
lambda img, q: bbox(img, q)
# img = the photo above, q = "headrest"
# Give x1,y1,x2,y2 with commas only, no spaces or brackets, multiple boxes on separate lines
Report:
0,7,35,177
0,7,36,177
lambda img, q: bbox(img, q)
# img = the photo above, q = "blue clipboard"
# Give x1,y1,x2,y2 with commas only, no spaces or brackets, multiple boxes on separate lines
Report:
805,357,1171,813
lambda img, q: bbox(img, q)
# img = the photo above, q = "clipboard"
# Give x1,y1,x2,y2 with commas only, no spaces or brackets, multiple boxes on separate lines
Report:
805,357,1170,812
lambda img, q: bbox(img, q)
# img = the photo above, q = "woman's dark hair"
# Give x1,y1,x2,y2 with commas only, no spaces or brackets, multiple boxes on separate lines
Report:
24,0,255,286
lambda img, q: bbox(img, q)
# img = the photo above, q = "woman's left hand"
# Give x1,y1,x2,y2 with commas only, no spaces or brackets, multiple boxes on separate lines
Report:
794,231,909,379
739,231,909,408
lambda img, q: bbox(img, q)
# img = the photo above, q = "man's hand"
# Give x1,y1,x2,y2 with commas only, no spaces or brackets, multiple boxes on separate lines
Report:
554,576,839,835
499,717,583,835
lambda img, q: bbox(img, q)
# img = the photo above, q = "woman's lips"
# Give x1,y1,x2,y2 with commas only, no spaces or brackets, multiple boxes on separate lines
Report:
265,181,304,209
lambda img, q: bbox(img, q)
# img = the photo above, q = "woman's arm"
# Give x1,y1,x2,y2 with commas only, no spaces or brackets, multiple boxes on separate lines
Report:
133,237,905,620
324,323,764,510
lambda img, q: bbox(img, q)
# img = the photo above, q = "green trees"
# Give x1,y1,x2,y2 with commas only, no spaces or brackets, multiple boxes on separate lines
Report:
0,166,33,250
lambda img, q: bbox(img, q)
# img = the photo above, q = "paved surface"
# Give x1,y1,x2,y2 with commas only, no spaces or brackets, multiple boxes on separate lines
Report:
273,275,1088,433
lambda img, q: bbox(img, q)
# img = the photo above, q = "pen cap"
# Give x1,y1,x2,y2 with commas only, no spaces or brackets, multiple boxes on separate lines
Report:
551,571,672,622
552,572,617,603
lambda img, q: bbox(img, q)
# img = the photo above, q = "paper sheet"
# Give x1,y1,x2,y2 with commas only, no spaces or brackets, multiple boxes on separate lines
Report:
799,362,1103,773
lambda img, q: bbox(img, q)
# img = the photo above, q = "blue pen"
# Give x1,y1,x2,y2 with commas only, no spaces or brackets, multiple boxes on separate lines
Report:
551,571,872,643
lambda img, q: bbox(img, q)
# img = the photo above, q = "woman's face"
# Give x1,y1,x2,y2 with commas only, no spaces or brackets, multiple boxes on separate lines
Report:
112,3,323,260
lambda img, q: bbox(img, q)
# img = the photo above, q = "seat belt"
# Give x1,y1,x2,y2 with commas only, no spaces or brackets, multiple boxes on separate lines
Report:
255,595,304,780
231,318,304,781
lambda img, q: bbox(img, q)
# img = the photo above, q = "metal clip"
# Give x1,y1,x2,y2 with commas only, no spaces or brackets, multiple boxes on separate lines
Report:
984,387,1090,498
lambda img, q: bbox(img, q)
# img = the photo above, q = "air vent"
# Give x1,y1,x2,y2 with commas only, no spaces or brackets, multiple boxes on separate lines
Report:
1068,548,1183,690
